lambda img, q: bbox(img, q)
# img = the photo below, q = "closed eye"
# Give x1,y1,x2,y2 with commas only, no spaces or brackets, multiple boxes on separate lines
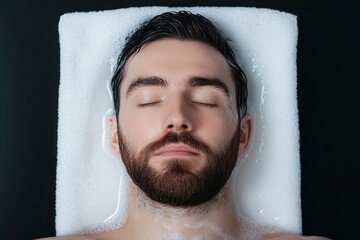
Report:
138,101,162,108
193,101,218,108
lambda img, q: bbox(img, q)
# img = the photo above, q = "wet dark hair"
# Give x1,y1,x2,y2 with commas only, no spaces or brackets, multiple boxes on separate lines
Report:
111,11,248,119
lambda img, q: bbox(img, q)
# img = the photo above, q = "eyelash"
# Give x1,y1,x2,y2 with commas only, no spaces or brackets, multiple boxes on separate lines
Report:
138,101,217,108
138,101,162,108
193,102,218,108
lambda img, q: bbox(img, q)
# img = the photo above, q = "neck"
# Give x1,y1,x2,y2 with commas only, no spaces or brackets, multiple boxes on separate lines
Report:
119,180,241,240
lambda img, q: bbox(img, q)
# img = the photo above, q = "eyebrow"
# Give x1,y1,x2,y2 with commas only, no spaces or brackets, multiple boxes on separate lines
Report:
188,77,230,99
126,76,230,99
126,77,168,97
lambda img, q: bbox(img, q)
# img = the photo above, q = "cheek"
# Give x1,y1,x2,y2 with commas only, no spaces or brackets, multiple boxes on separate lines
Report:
119,107,163,150
197,108,238,150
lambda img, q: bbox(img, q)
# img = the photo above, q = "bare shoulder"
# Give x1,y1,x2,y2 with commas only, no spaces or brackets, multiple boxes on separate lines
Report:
262,232,333,240
34,230,121,240
34,236,97,240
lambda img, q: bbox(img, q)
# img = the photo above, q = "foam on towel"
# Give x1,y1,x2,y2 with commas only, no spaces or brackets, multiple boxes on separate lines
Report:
57,6,300,236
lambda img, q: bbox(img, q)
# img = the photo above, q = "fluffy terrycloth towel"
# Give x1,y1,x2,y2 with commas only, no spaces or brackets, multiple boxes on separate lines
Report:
57,6,300,236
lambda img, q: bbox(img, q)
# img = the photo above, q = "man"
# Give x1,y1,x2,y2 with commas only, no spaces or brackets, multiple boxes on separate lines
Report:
40,11,331,240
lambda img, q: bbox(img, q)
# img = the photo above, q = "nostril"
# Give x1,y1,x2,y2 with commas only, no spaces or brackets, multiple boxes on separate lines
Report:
166,123,188,131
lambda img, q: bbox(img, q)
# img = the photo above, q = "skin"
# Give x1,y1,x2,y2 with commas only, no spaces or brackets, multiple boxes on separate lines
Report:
37,39,332,240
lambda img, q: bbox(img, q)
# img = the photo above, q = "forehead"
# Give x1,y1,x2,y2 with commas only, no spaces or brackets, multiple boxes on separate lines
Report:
121,39,235,92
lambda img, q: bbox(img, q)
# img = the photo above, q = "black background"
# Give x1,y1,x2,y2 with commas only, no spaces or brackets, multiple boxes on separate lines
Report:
0,1,359,239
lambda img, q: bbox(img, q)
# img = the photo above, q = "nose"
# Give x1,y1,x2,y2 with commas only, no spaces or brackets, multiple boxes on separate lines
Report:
163,97,193,133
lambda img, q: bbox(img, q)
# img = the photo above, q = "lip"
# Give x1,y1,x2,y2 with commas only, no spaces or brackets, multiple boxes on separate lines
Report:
154,144,199,156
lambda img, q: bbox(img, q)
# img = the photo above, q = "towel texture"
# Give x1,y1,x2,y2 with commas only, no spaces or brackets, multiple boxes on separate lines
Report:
57,6,300,236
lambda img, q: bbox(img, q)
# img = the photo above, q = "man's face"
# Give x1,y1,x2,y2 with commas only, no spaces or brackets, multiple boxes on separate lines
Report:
110,39,249,206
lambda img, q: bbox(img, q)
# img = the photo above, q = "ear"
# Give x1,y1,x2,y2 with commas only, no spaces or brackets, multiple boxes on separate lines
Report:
238,115,252,156
108,115,120,155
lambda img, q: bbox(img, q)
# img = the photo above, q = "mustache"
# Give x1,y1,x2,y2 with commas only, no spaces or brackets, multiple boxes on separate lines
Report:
139,132,212,159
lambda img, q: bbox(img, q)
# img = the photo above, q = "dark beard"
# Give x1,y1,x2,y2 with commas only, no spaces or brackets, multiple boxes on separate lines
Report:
118,127,240,207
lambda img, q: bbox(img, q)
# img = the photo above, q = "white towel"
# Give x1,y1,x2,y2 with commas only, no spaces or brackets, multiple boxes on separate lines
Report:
57,6,300,236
